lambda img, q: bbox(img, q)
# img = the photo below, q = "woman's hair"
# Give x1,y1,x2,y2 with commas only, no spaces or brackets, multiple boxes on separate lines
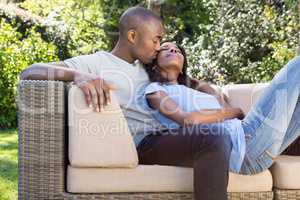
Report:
144,41,200,90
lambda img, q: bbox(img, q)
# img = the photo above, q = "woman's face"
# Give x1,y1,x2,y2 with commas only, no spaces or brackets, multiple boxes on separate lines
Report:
156,42,184,73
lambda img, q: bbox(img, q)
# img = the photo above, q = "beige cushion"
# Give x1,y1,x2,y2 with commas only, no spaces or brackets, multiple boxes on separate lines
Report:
222,83,269,114
270,155,300,189
67,165,273,193
68,85,138,168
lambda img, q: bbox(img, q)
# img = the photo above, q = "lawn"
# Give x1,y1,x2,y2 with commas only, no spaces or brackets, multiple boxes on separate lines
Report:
0,129,18,200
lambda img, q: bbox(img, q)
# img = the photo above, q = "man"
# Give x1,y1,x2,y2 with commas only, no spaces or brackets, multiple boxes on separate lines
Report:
20,6,232,200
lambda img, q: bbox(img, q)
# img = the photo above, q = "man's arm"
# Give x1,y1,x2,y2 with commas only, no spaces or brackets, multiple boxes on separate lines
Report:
20,62,116,112
20,62,77,81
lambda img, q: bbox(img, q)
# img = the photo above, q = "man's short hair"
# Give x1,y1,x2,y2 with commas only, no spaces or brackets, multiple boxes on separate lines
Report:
119,6,163,36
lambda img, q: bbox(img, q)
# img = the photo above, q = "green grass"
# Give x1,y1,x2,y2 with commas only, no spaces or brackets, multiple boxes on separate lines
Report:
0,129,18,200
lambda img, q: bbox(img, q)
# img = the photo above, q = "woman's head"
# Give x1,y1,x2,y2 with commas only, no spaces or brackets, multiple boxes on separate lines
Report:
145,41,189,85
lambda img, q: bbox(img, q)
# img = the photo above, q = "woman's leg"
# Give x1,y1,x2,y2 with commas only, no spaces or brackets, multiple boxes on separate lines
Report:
239,56,300,175
278,97,300,154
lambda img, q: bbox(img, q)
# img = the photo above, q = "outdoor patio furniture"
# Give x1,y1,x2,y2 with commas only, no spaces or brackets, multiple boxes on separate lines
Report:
17,80,300,200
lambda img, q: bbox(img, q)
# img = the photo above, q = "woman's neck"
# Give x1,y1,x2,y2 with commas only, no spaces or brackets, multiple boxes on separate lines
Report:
160,68,179,84
167,79,178,84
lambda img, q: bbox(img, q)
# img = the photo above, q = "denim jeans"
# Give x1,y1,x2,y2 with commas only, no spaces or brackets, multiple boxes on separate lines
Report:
240,56,300,175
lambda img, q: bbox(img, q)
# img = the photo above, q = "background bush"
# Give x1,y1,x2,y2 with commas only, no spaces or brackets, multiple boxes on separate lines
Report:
181,0,299,85
21,0,299,85
0,0,299,129
0,19,58,128
19,0,139,56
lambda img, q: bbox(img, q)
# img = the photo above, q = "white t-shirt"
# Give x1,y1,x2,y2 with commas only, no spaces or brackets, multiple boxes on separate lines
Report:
64,51,165,146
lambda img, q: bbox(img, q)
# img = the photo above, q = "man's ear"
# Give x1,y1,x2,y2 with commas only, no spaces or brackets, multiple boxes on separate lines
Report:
127,29,137,44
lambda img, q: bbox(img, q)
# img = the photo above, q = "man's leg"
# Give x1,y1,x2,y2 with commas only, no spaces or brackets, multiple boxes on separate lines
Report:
137,125,232,200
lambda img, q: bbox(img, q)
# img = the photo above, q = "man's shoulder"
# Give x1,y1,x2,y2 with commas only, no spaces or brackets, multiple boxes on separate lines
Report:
63,51,108,72
65,50,107,61
94,50,110,57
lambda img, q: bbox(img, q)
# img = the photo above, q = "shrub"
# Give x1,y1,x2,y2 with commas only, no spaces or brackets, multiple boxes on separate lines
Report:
0,19,58,128
20,0,115,56
182,0,299,85
1,0,298,128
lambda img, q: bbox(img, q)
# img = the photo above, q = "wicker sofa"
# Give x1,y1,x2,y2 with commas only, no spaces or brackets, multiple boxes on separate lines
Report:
17,80,300,200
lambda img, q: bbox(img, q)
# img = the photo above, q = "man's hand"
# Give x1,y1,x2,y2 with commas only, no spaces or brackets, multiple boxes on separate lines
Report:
74,71,117,112
19,62,117,112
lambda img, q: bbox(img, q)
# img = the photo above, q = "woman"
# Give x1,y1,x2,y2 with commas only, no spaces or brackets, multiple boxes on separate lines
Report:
140,41,300,175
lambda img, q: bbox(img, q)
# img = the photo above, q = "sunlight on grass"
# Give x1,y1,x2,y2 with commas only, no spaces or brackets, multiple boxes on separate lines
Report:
0,129,18,200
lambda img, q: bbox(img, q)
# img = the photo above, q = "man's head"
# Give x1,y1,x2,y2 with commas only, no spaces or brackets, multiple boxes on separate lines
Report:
118,6,165,64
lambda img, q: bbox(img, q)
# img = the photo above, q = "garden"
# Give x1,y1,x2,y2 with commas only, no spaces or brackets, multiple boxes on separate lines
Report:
0,0,299,199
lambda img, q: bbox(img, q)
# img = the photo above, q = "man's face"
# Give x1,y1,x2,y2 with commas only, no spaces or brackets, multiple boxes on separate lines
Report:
133,20,164,64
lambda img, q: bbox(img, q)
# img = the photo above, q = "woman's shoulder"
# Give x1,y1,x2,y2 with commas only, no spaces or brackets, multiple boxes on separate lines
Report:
144,82,168,95
145,82,167,89
144,82,187,95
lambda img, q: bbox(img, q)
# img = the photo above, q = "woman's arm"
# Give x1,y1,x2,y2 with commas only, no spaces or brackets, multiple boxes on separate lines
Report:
146,91,244,126
184,108,244,124
186,76,231,108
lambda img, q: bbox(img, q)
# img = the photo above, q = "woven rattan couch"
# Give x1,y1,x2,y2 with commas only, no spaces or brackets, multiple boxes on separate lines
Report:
17,80,300,200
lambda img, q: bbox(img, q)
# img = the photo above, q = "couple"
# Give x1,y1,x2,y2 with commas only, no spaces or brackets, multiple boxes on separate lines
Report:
20,6,300,200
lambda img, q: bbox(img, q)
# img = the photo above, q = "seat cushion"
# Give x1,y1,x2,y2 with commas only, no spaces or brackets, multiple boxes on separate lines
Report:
67,165,273,193
222,83,269,114
270,155,300,189
68,85,138,168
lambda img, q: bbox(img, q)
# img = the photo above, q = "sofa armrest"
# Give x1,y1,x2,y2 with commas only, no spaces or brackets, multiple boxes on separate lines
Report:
17,80,67,199
222,83,300,155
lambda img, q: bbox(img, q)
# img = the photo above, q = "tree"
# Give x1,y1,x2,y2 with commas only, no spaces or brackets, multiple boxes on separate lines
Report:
146,0,162,15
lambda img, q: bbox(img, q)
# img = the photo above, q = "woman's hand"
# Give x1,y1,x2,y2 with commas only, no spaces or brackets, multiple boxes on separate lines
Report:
217,93,231,108
233,108,245,119
184,107,245,125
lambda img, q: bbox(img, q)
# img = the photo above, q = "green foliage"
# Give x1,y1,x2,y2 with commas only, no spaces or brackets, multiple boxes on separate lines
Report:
181,0,299,85
162,0,218,41
0,0,299,128
20,0,115,56
100,0,143,48
20,0,148,55
19,0,300,84
0,19,58,128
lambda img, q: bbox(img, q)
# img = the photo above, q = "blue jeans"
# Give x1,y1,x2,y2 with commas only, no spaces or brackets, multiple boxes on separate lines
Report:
240,56,300,175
